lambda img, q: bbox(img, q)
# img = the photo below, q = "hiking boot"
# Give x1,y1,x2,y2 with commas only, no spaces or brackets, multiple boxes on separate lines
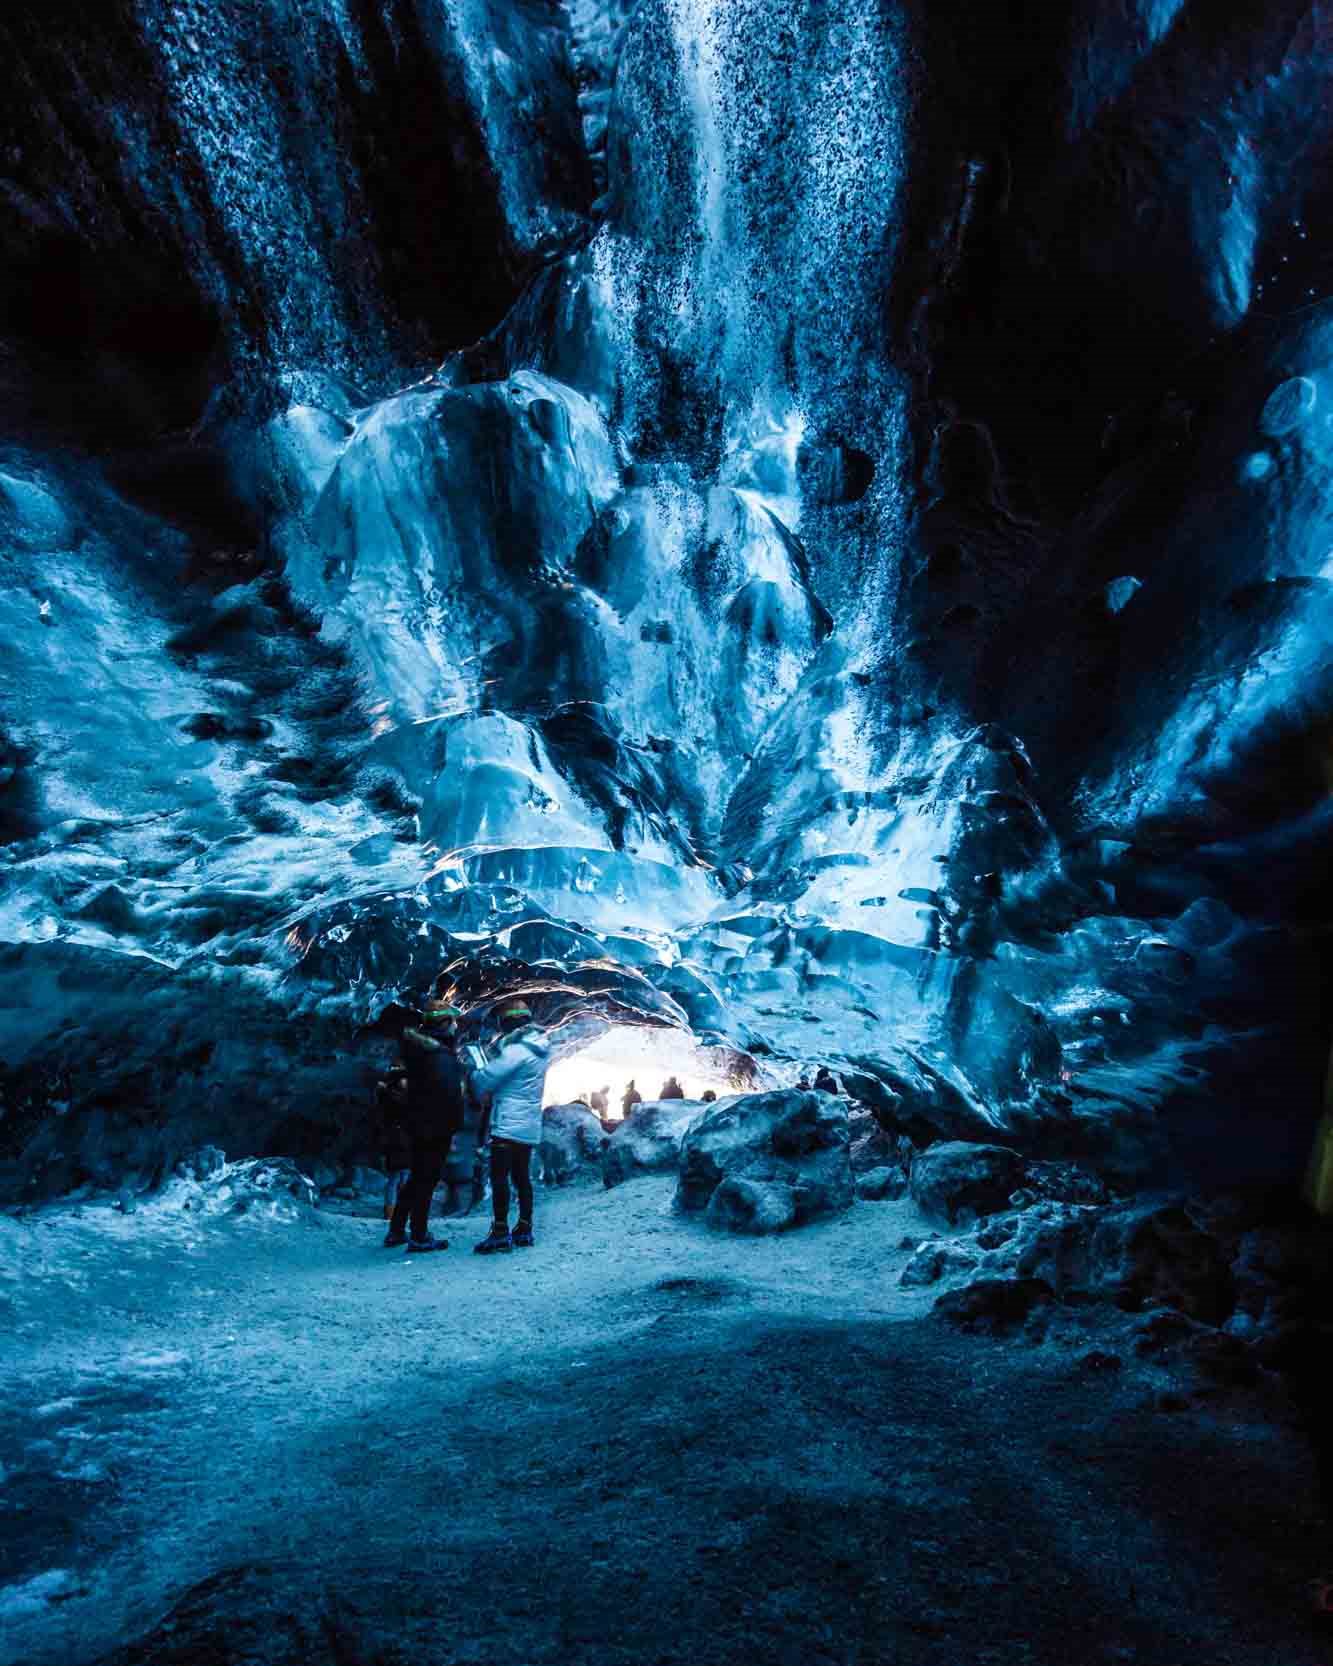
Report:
383,1230,408,1248
474,1225,513,1255
511,1220,535,1248
406,1235,448,1253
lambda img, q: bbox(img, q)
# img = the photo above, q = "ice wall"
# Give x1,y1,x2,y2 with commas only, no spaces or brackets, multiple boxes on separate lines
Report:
3,0,1333,1197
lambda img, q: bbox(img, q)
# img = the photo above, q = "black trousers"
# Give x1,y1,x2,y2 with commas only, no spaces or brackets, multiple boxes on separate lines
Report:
490,1138,533,1225
390,1139,448,1241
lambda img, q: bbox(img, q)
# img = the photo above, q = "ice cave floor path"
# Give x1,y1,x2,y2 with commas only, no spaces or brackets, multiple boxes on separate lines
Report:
2,1177,1326,1666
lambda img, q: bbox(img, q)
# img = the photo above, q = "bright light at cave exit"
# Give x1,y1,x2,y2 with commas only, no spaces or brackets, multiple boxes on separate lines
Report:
543,1025,741,1111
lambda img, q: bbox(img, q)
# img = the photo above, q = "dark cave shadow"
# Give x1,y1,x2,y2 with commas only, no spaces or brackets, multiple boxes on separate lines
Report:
87,1312,1324,1666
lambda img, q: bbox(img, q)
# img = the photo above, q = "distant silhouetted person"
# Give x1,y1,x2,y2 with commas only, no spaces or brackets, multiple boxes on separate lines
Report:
622,1080,643,1118
795,1076,812,1091
590,1084,609,1115
813,1067,840,1095
660,1075,685,1100
701,1089,717,1103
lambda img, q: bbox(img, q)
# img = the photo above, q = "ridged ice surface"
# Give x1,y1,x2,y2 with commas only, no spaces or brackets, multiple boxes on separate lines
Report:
3,1,1333,1195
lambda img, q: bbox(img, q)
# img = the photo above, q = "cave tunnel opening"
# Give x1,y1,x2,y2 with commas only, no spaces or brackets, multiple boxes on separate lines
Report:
542,1022,756,1115
426,964,763,1116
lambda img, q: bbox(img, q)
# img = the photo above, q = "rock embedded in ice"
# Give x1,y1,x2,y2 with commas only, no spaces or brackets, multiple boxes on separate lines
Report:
848,1116,913,1179
899,1242,979,1287
744,1145,855,1228
602,1099,705,1188
1023,1162,1111,1207
854,1165,906,1202
974,1214,1021,1251
908,1142,1028,1226
999,1203,1104,1295
842,1050,1003,1147
219,1158,320,1216
1089,1202,1234,1325
537,1103,607,1186
159,1156,318,1220
705,1175,797,1235
933,1277,1055,1335
675,1089,852,1230
971,1196,1235,1324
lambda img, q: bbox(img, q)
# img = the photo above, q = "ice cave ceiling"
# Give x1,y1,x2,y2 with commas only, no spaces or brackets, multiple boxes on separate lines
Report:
2,0,1333,1200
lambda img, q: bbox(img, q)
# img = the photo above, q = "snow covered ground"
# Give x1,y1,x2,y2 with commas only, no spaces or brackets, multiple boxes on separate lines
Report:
2,1178,1325,1666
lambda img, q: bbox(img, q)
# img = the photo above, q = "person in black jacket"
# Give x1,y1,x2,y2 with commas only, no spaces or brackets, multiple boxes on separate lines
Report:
384,997,468,1253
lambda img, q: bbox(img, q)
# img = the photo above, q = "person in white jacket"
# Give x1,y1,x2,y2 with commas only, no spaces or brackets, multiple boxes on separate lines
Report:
471,1001,551,1254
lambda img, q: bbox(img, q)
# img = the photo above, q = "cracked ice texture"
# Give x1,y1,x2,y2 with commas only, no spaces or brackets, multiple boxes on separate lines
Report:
4,0,1333,1198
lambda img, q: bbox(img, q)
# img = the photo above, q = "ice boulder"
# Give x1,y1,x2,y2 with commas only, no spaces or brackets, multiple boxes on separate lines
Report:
908,1141,1028,1225
855,1166,907,1202
948,1195,1235,1325
158,1156,318,1221
934,1277,1056,1335
705,1176,798,1235
899,1241,979,1287
847,1111,914,1192
675,1090,853,1233
538,1103,607,1186
1087,1201,1234,1325
602,1099,705,1189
